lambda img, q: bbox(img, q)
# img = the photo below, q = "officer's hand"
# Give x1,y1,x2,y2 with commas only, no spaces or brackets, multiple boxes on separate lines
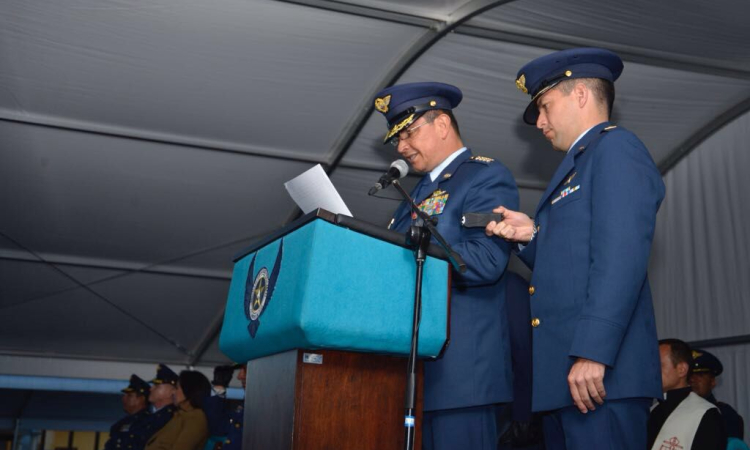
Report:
568,358,607,413
484,206,535,242
212,365,236,388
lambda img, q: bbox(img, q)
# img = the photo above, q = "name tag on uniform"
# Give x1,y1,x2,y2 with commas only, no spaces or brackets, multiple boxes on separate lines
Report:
551,185,580,205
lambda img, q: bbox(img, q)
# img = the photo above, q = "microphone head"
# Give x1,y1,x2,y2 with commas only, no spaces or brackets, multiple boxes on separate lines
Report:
390,159,409,179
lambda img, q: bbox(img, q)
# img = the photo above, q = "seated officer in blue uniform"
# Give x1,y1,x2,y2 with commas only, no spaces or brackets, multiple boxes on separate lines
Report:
104,375,151,450
221,364,246,450
129,364,178,445
486,48,665,449
203,364,244,450
690,349,746,441
374,81,518,450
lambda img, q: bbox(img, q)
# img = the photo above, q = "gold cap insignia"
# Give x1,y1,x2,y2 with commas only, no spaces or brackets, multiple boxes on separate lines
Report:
692,350,703,359
516,74,528,94
374,95,391,113
429,100,437,107
565,70,573,77
384,113,415,142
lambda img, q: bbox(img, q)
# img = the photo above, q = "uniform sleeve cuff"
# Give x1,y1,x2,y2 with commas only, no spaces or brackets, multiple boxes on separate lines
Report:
569,316,626,367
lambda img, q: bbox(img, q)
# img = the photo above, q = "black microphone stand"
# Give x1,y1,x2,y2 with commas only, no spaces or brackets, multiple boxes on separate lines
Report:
390,179,466,450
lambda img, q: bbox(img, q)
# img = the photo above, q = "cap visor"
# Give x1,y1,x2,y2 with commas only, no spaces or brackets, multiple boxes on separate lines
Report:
383,113,418,143
523,101,539,125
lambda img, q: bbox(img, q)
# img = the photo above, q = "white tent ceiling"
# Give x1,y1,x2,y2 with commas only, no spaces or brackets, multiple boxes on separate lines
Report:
2,0,749,376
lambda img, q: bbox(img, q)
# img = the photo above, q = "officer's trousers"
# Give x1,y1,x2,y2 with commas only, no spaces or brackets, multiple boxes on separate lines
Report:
542,397,652,450
422,403,508,450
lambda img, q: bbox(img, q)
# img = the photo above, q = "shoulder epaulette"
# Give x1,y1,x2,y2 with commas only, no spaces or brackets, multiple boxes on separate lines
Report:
469,155,494,164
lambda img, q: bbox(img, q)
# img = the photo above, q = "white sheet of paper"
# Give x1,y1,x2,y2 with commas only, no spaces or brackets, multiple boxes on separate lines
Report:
284,164,353,217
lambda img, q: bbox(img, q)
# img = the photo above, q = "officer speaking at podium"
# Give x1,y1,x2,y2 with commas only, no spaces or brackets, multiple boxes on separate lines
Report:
373,81,519,450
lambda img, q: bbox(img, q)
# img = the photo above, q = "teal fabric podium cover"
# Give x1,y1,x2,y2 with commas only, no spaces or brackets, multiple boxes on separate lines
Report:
219,215,450,363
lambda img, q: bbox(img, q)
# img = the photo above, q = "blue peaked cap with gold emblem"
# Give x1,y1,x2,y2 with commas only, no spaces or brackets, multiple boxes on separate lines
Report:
373,82,462,143
122,374,151,396
150,363,179,386
516,47,624,124
691,348,723,377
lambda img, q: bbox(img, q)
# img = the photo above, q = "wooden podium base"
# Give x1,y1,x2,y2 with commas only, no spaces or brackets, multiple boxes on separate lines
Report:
244,349,423,450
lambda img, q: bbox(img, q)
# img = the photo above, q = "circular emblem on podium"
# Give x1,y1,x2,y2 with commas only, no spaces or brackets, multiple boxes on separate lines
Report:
249,268,269,320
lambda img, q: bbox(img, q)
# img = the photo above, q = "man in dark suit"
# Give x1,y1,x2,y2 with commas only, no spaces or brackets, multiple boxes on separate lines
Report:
486,48,665,449
374,81,519,450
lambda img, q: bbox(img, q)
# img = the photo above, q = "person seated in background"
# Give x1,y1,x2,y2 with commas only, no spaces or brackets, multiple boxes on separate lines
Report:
649,339,727,450
104,374,151,450
145,370,211,450
203,364,242,450
125,363,178,447
690,348,746,444
221,364,246,450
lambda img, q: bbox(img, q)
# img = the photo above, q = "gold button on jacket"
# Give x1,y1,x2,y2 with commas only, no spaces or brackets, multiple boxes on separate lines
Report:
528,286,535,295
531,318,540,327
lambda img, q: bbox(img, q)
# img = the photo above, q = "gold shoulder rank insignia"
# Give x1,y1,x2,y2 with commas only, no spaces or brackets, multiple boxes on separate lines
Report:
374,95,391,113
603,125,618,131
470,155,494,163
516,74,528,94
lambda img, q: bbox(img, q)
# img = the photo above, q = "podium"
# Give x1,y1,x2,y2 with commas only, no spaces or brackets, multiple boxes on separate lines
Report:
219,209,451,449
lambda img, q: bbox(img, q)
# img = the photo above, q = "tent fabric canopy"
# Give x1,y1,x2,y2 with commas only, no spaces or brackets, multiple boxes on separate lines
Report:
1,0,749,427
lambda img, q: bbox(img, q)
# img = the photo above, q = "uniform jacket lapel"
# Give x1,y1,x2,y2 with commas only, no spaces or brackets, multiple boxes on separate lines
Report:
535,122,609,215
416,149,472,204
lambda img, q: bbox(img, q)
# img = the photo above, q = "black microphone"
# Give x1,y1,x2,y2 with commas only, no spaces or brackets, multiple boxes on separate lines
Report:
368,160,409,196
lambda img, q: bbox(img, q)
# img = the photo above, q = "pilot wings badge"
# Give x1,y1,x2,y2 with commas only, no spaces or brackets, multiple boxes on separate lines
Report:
243,239,284,338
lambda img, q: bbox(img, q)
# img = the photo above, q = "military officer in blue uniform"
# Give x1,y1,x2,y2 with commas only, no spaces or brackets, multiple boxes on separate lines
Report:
130,364,177,445
690,349,746,441
203,364,235,449
374,81,519,450
203,364,244,450
221,364,246,450
486,48,665,449
104,375,151,450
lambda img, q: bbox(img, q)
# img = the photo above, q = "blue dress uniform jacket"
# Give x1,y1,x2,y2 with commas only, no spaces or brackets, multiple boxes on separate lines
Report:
222,405,244,450
105,409,151,450
201,396,243,450
518,122,664,412
390,149,518,411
